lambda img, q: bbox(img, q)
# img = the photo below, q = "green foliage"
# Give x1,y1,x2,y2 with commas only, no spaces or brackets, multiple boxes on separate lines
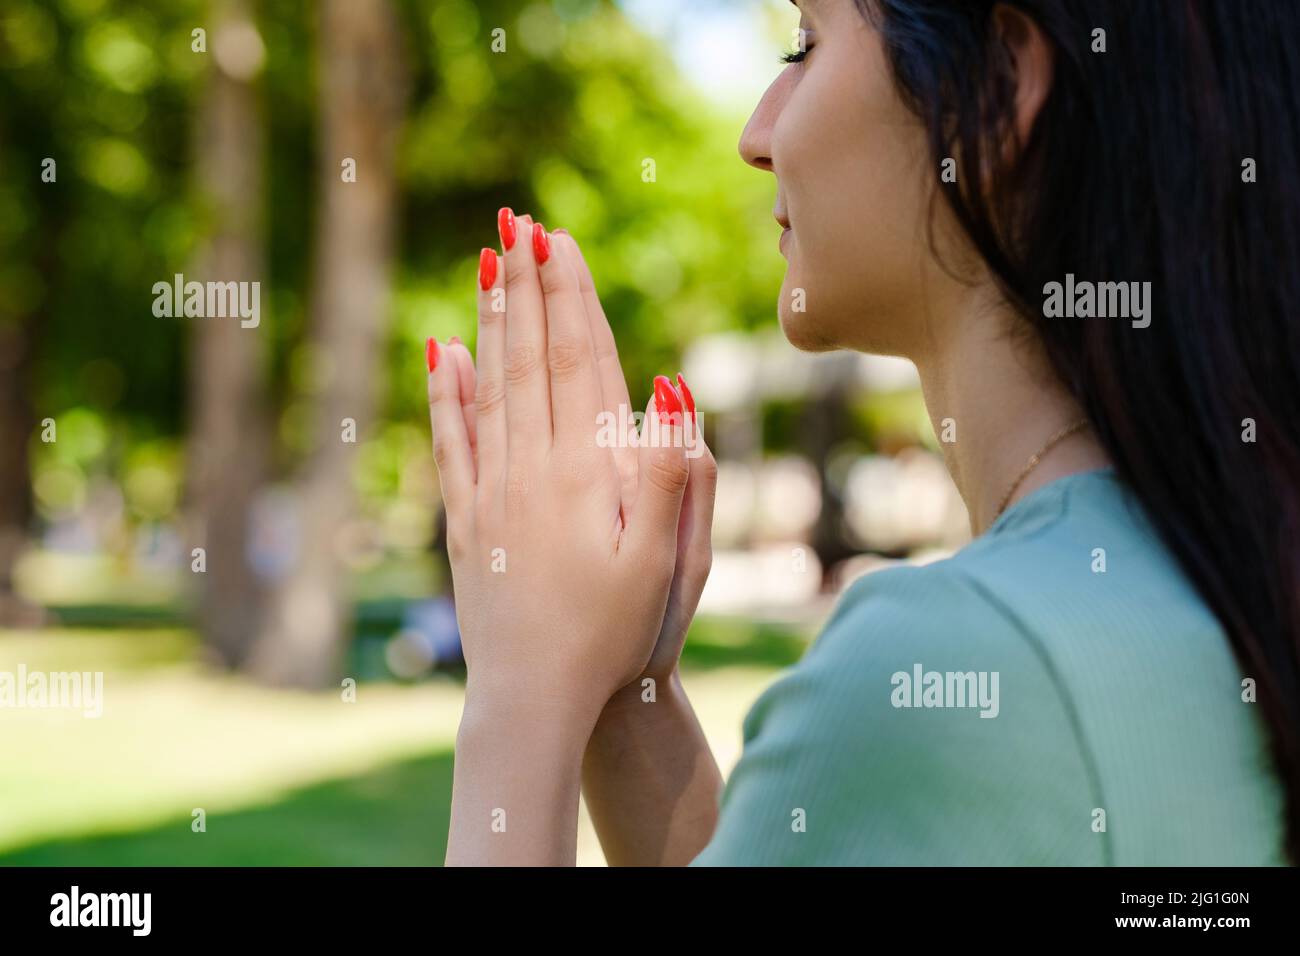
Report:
1,0,204,433
5,0,785,527
389,0,783,420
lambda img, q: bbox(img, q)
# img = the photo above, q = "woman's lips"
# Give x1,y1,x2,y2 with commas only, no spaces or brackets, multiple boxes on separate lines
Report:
779,226,792,257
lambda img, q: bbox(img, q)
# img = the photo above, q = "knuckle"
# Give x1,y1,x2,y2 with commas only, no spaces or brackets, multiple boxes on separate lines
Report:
617,454,639,488
675,544,711,593
696,544,714,579
546,337,589,383
698,452,719,488
503,264,533,293
593,335,619,365
646,450,689,496
427,376,452,408
432,436,456,474
444,519,472,563
503,343,543,385
539,264,573,297
475,378,506,417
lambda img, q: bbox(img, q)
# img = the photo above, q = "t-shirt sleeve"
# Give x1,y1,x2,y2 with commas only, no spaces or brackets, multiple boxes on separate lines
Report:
690,563,1106,866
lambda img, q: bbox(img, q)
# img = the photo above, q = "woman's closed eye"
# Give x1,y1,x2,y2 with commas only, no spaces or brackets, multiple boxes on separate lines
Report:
780,29,814,64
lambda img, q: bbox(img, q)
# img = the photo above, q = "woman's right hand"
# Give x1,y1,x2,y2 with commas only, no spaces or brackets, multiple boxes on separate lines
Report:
481,219,720,866
444,216,717,705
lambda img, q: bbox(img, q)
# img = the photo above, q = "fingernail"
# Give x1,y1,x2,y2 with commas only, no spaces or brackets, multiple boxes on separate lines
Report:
498,207,516,251
478,248,497,290
426,336,439,373
449,335,462,346
552,228,568,236
676,373,696,422
653,374,683,425
532,222,550,265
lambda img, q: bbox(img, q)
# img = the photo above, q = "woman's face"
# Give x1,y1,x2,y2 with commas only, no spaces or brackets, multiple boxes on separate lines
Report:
740,0,968,357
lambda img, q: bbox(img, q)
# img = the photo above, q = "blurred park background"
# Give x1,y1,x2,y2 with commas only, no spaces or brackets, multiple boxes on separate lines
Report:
0,0,968,865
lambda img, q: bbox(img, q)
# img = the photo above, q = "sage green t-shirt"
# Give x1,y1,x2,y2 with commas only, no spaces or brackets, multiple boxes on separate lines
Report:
692,468,1285,865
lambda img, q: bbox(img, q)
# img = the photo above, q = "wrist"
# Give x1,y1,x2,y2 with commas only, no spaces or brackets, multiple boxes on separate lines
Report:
461,670,606,744
595,666,685,731
449,675,597,867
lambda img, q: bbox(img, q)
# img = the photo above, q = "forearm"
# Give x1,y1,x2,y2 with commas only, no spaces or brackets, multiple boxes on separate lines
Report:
445,679,601,866
582,669,723,866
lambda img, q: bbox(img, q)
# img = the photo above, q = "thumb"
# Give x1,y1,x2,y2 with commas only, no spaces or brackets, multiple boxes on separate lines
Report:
622,376,690,571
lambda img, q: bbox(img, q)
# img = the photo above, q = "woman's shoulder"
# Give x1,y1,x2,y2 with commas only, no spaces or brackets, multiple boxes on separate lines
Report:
758,553,1087,748
698,552,1108,864
694,469,1285,865
821,466,1225,674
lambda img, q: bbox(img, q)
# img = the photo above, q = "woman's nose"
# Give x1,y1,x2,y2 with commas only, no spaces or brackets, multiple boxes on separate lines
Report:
739,116,772,171
739,73,789,172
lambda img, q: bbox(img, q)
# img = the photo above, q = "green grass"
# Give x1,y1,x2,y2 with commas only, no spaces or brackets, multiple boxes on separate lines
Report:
2,751,455,866
0,623,791,866
680,616,811,670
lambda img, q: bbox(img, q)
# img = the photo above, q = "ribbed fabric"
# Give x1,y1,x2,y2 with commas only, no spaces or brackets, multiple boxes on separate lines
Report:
692,468,1285,865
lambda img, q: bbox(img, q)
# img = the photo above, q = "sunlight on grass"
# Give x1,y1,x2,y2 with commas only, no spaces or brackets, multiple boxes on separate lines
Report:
0,627,782,865
14,551,184,607
0,629,465,857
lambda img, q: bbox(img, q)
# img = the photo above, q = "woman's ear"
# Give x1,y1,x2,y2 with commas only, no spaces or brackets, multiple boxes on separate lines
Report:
991,3,1055,159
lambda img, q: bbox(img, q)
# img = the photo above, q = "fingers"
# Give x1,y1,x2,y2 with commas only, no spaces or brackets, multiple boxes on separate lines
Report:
560,232,633,418
556,231,637,505
427,337,475,515
676,373,716,555
502,213,552,458
448,337,477,472
476,234,507,485
622,379,690,572
534,229,605,451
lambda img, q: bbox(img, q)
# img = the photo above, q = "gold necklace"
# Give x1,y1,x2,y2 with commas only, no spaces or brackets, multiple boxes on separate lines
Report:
990,418,1090,526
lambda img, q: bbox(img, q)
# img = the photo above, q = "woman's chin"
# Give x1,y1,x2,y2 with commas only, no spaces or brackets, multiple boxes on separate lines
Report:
777,294,837,353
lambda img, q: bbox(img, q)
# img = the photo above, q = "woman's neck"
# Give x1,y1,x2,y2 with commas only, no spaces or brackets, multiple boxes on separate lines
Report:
912,299,1112,535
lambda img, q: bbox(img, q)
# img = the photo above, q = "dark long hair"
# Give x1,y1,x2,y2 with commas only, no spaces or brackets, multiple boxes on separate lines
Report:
862,0,1300,858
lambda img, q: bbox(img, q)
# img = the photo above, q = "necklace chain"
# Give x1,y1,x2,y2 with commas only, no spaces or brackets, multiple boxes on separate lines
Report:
991,419,1090,526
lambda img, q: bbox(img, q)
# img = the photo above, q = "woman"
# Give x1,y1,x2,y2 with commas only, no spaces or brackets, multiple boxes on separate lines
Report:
426,0,1299,865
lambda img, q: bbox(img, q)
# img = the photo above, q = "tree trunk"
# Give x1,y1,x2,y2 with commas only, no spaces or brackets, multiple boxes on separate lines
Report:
187,0,270,667
0,320,36,625
246,0,407,687
0,100,46,626
802,354,859,579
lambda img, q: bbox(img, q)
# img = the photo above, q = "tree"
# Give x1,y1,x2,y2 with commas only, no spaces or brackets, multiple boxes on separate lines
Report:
0,319,37,625
247,0,408,686
187,0,272,667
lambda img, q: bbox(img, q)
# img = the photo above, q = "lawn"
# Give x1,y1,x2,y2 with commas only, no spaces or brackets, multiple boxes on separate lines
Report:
0,621,799,866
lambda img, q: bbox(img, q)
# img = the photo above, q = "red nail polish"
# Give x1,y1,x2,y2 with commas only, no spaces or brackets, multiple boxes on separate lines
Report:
478,248,497,290
676,373,696,422
498,207,516,251
426,336,439,372
653,375,683,425
533,222,550,265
